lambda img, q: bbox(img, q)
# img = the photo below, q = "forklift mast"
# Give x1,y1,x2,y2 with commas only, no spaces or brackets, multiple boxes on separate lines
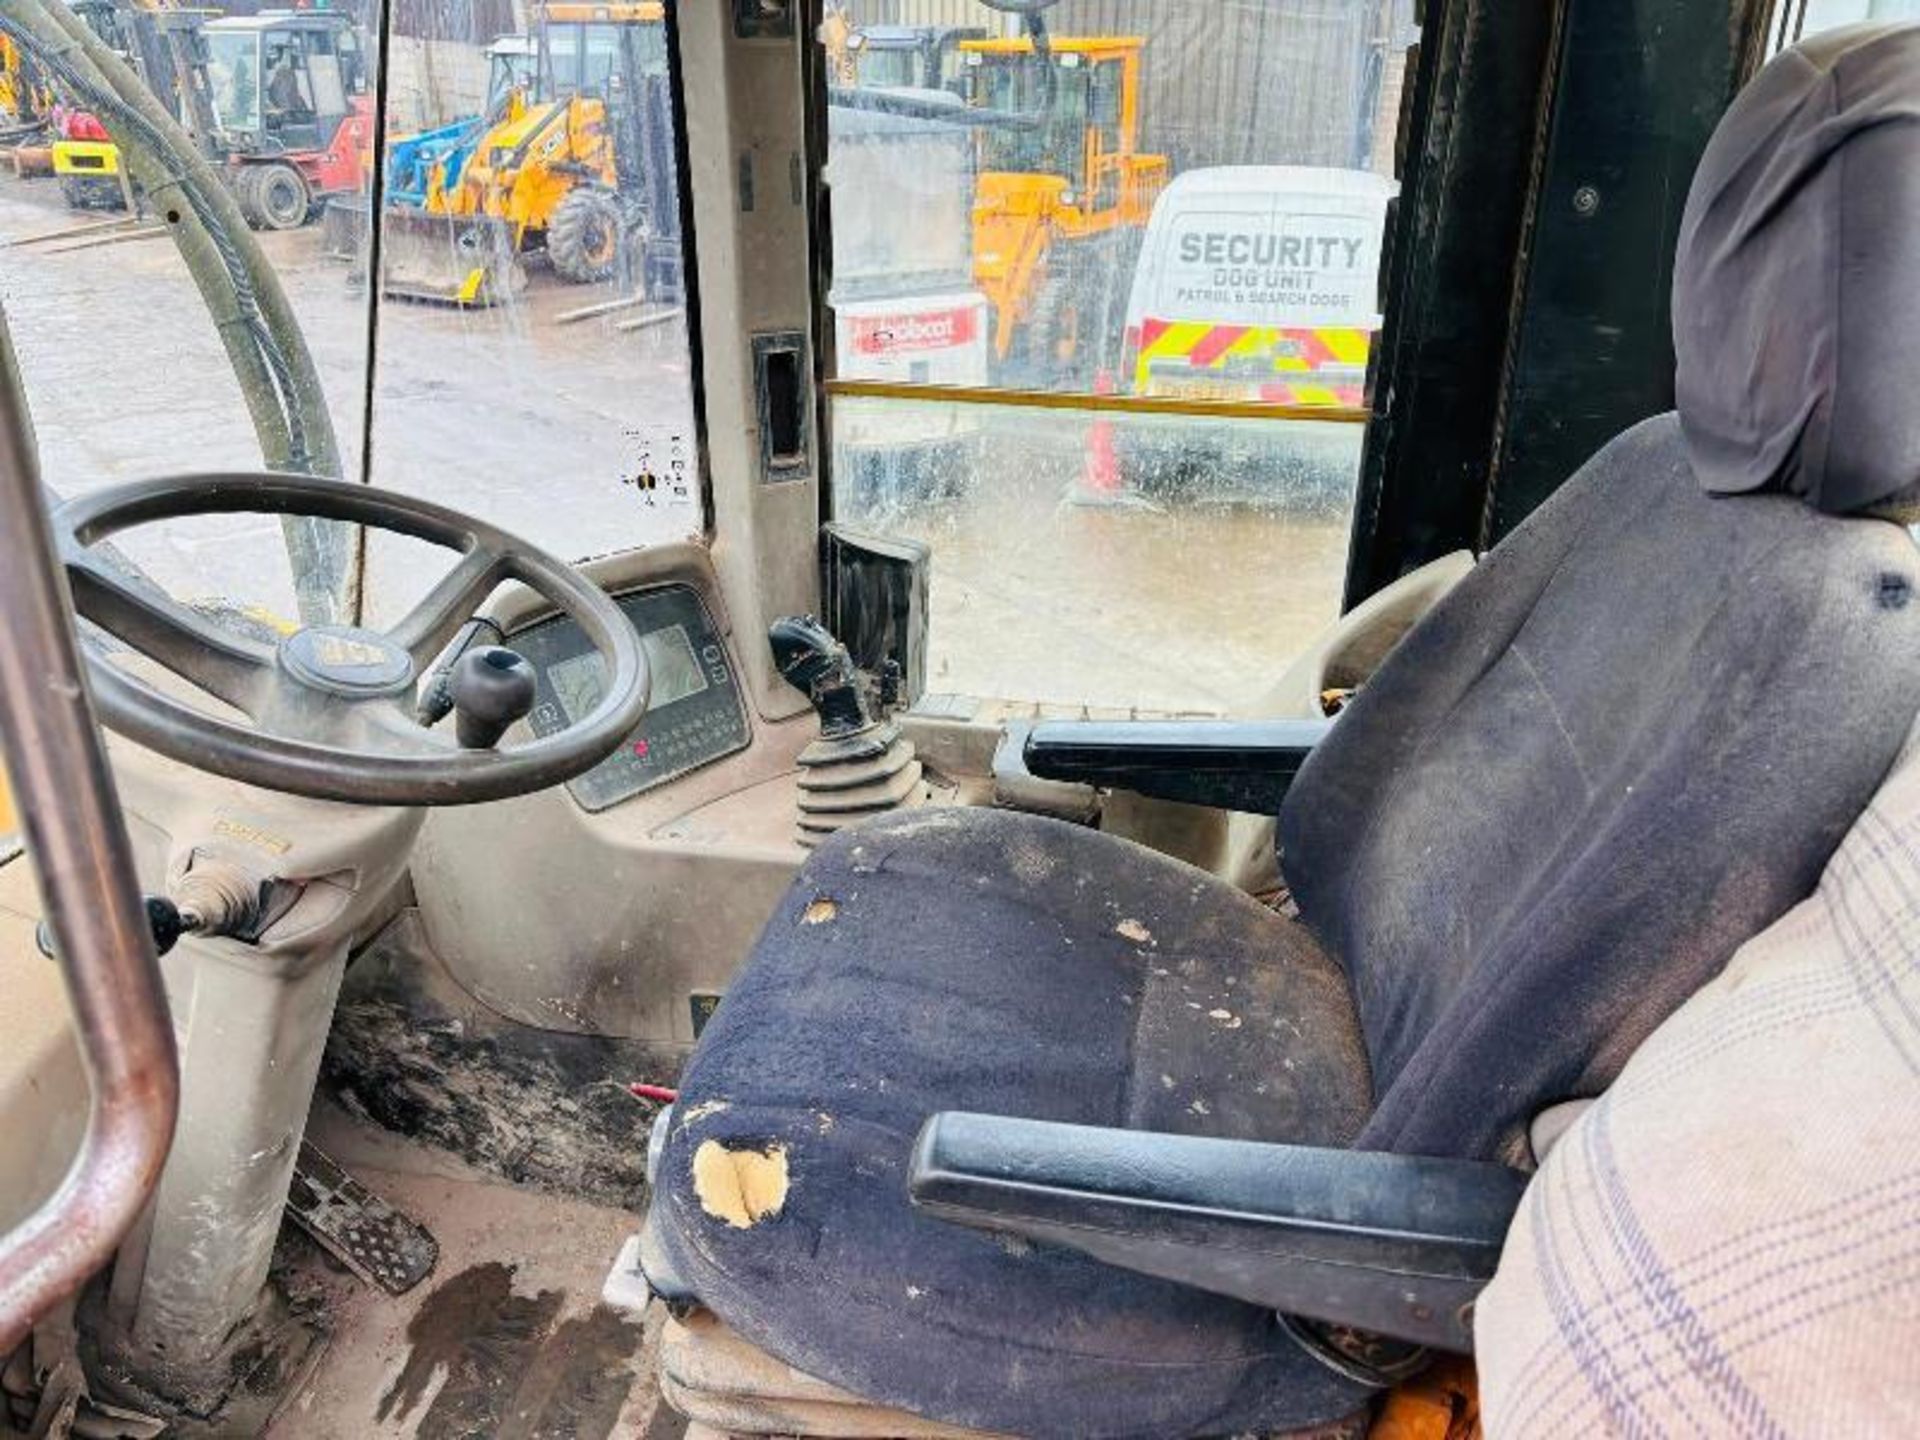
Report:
68,0,217,155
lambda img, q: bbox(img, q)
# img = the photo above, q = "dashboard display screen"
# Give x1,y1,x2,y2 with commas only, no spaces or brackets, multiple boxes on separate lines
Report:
514,584,751,811
547,650,606,726
641,623,708,709
546,623,709,724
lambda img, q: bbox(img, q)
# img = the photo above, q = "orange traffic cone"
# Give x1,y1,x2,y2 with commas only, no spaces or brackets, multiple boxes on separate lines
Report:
1075,368,1123,505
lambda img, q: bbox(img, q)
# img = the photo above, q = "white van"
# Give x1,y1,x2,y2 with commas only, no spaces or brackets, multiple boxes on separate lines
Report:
1122,166,1397,407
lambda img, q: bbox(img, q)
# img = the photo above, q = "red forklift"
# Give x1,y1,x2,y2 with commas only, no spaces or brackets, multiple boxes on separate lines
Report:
202,11,371,229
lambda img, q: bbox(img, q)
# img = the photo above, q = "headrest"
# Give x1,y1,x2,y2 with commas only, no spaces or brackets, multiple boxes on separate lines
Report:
1675,24,1920,517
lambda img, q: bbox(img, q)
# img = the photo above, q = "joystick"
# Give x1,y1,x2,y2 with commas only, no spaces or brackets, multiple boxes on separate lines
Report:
769,616,929,846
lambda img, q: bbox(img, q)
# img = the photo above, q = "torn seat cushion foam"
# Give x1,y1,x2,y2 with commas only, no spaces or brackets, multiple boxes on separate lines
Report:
652,808,1377,1440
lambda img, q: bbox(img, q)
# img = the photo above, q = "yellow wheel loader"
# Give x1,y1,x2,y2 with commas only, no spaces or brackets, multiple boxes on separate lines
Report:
960,33,1169,387
379,1,671,306
0,34,51,130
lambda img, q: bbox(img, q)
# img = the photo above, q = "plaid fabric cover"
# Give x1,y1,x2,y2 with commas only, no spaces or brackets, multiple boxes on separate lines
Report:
1478,731,1920,1435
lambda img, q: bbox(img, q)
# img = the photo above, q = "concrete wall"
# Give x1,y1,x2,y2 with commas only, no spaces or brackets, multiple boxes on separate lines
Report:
386,35,498,130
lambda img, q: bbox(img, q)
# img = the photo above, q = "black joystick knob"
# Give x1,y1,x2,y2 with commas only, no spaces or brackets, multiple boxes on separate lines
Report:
769,615,875,738
451,645,537,750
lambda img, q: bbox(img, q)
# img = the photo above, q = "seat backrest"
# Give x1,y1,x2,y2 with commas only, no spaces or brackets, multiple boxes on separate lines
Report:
1279,24,1920,1163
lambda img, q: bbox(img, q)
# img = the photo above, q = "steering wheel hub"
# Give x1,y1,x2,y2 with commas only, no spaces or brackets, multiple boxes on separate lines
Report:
279,625,414,697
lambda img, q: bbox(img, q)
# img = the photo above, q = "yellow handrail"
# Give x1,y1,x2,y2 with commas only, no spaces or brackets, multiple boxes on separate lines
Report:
825,379,1371,425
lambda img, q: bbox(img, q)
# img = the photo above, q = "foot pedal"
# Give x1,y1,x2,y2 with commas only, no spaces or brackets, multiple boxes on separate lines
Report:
286,1139,438,1296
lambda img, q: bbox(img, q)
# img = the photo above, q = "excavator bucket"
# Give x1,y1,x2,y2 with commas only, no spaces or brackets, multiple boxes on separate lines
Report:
376,207,527,307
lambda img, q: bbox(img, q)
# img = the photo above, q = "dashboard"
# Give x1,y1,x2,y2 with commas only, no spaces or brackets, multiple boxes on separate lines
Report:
510,584,751,812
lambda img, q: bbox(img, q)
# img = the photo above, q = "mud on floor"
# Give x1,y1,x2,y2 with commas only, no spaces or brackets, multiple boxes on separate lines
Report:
318,912,675,1209
375,1262,642,1440
270,1106,675,1440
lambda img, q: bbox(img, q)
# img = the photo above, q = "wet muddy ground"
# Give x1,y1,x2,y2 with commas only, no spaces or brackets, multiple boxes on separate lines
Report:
836,405,1363,712
0,176,700,623
0,173,1363,716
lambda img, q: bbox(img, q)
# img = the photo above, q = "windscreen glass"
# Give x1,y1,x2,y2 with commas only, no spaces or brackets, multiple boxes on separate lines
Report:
858,48,921,90
5,2,702,640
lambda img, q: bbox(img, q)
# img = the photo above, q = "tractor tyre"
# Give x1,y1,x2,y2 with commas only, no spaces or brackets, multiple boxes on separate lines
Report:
238,162,311,231
547,189,623,284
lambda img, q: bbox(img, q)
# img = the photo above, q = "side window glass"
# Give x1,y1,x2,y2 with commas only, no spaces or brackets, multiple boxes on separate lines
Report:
9,14,369,625
1771,0,1915,49
337,32,367,95
822,3,1415,713
307,54,347,118
1090,59,1122,131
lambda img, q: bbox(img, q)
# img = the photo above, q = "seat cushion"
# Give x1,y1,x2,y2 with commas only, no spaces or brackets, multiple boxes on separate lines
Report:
653,808,1376,1440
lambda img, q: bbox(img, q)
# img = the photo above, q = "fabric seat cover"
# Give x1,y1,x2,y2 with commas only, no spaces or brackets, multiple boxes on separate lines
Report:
1476,723,1920,1435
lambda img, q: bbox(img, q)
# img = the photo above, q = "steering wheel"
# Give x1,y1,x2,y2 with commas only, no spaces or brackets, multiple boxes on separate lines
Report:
54,473,651,807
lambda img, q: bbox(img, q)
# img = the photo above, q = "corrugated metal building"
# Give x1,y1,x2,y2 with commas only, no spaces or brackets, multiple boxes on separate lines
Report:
844,0,1000,29
842,0,1415,172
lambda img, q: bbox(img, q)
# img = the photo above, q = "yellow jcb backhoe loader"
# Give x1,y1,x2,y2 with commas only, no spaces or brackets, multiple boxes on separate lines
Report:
379,0,669,305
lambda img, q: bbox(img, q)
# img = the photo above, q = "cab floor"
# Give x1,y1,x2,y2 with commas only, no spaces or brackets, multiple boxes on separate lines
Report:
268,1102,684,1440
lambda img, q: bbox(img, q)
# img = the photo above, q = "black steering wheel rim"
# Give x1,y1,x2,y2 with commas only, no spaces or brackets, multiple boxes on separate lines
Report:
55,472,651,807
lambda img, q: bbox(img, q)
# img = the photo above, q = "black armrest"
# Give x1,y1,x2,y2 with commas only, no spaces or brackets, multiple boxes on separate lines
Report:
1022,718,1334,813
908,1112,1526,1353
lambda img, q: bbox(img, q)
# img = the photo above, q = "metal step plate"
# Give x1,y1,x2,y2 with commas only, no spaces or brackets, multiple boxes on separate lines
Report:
286,1139,439,1296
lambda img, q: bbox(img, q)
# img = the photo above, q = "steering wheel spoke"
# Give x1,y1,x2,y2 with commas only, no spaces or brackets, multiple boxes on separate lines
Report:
66,553,274,715
388,546,509,669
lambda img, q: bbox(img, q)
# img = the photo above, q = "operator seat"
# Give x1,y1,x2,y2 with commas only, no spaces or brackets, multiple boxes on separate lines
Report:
644,26,1920,1439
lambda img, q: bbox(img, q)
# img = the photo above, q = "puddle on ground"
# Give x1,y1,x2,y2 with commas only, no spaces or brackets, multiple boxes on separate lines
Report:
377,1261,643,1439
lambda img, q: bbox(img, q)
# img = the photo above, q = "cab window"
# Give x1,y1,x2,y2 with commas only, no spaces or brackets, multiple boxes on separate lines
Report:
859,48,921,90
206,33,259,132
1776,0,1916,46
2,2,702,636
822,3,1417,714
